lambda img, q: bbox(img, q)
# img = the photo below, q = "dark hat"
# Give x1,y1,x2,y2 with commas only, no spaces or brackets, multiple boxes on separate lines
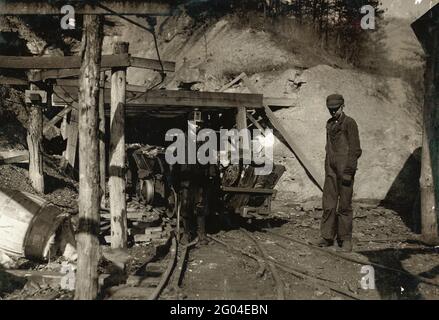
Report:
326,94,344,109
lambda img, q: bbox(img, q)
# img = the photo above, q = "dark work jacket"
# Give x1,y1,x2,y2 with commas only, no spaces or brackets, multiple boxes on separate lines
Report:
325,112,362,177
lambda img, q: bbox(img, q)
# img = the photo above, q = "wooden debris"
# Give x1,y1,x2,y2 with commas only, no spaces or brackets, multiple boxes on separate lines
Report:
0,151,29,164
62,105,78,171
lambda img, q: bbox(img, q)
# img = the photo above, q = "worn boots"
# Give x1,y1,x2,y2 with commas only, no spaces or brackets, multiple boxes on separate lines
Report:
311,238,353,252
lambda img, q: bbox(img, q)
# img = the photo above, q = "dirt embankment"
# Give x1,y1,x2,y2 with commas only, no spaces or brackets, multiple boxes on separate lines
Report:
106,12,423,206
0,11,424,207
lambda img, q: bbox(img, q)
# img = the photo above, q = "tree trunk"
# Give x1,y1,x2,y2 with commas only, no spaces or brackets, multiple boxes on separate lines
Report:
75,14,103,300
27,79,44,193
109,42,128,249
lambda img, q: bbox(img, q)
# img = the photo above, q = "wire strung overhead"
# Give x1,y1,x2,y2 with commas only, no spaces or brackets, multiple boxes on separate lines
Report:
94,1,167,102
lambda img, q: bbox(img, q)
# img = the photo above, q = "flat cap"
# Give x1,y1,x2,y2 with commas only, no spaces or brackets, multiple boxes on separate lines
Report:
326,94,344,109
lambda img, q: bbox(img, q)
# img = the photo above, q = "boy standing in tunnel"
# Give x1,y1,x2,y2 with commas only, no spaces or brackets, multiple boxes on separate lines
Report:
314,94,362,252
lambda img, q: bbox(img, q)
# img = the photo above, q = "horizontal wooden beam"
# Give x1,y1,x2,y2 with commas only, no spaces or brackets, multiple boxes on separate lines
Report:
39,69,86,81
54,80,293,109
0,56,175,77
53,86,264,110
0,54,130,70
130,57,175,72
0,1,172,16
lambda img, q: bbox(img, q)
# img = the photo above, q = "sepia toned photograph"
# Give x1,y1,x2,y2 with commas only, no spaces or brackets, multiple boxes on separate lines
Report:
0,0,438,307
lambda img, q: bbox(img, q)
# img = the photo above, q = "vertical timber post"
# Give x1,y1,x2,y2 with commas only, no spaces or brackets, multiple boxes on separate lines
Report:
109,42,128,249
236,102,248,157
99,71,106,205
27,72,44,193
420,25,439,244
236,107,247,131
75,14,103,300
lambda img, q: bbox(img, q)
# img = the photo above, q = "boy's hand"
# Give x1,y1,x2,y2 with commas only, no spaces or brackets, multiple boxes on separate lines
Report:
342,174,352,187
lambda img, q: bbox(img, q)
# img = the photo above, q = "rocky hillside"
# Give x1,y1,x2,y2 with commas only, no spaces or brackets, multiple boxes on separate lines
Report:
0,6,426,207
102,10,424,206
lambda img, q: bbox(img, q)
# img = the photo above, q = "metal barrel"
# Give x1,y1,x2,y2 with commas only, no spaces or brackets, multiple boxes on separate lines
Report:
0,188,67,261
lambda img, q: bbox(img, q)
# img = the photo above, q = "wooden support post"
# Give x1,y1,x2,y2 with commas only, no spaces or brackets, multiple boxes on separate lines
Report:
236,107,247,131
75,14,103,301
26,75,44,193
236,105,248,162
109,42,128,249
99,71,107,205
420,30,439,244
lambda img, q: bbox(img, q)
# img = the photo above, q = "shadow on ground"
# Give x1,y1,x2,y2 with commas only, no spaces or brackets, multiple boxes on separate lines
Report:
207,213,289,235
358,246,439,300
0,266,27,298
380,148,422,233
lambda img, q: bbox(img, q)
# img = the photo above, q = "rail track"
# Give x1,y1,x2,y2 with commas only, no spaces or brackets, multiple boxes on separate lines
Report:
103,231,198,300
103,220,439,300
207,231,361,300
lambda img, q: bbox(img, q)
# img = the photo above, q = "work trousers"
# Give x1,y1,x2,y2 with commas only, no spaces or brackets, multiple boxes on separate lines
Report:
321,162,354,241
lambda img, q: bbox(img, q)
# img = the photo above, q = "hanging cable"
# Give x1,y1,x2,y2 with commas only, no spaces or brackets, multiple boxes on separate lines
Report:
94,1,167,99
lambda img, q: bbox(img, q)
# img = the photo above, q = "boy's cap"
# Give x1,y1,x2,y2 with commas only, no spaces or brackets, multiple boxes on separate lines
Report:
326,94,344,109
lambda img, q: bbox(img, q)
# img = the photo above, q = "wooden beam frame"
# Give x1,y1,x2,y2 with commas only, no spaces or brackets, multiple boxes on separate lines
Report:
53,86,264,109
0,55,175,72
129,57,175,72
0,54,130,70
0,1,172,16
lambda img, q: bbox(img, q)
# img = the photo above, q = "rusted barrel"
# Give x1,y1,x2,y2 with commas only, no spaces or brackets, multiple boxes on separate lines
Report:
0,188,67,261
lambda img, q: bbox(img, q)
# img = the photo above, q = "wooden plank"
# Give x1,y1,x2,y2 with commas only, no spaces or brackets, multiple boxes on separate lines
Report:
57,80,291,109
0,152,29,164
220,73,246,92
39,69,83,81
0,1,171,16
43,106,73,131
246,112,265,132
0,54,130,69
53,86,264,109
263,97,296,108
242,75,324,191
27,79,44,193
35,57,174,79
130,57,175,72
63,104,78,170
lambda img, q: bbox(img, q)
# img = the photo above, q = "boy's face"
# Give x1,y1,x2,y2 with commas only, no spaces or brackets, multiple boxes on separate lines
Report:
328,105,343,118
